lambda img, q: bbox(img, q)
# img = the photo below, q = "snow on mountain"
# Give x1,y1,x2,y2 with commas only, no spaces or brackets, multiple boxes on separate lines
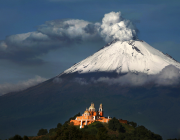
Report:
59,40,180,76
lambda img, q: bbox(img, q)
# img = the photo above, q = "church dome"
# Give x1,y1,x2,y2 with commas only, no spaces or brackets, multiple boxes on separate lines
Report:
89,106,95,110
84,110,89,114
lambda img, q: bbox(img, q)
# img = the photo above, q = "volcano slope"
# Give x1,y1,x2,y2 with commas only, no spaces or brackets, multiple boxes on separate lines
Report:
1,40,180,139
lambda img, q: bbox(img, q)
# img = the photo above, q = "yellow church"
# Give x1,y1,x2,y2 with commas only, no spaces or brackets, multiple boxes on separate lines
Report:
70,103,111,128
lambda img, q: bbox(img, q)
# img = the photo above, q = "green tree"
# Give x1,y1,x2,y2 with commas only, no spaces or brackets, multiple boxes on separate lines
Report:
87,127,98,136
96,127,109,140
128,121,137,128
57,123,62,129
167,138,180,140
134,125,162,140
118,133,126,140
108,117,125,133
94,121,104,128
53,124,82,140
49,128,57,134
37,128,48,136
23,136,29,140
9,135,23,140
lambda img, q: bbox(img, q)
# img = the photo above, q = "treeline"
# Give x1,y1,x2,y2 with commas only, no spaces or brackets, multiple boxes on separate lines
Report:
6,113,178,140
167,139,180,140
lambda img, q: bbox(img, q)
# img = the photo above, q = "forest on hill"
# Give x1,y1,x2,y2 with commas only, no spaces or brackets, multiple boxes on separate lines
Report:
7,113,179,140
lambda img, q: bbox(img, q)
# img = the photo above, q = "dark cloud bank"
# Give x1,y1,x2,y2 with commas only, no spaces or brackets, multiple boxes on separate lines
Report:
0,11,138,65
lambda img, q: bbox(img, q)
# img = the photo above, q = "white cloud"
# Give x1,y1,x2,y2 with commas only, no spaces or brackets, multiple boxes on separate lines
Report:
53,77,63,83
74,65,180,86
0,76,47,96
73,78,88,85
93,73,149,86
156,65,180,86
95,65,180,86
0,41,7,49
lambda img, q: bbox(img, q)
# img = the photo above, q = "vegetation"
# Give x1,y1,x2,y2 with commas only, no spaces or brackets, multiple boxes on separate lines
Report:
8,135,29,140
127,121,137,128
108,117,125,133
167,139,180,140
9,113,180,140
37,129,48,136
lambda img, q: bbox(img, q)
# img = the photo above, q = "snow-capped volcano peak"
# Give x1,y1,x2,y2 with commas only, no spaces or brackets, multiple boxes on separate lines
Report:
60,40,180,75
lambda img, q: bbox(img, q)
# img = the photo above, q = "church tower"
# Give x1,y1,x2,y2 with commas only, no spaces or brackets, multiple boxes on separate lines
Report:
89,102,95,112
99,103,103,117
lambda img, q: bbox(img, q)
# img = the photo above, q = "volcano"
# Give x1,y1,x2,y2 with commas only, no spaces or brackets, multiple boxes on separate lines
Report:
60,39,180,75
0,39,180,139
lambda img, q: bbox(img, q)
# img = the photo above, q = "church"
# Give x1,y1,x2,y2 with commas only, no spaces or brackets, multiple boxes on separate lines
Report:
70,103,112,128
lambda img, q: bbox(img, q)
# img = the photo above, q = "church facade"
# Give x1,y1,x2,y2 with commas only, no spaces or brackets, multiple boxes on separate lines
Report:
70,103,111,128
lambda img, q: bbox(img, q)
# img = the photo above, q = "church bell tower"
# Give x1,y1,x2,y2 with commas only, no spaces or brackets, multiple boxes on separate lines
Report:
99,103,103,117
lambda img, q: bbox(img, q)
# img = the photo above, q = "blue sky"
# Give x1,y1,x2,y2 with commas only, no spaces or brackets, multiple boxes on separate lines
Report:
0,0,180,95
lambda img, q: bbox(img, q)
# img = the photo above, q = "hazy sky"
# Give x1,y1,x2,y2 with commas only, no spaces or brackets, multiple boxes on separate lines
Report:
0,0,180,94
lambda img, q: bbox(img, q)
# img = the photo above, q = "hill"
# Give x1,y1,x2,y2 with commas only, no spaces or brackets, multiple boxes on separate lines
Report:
9,113,163,140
